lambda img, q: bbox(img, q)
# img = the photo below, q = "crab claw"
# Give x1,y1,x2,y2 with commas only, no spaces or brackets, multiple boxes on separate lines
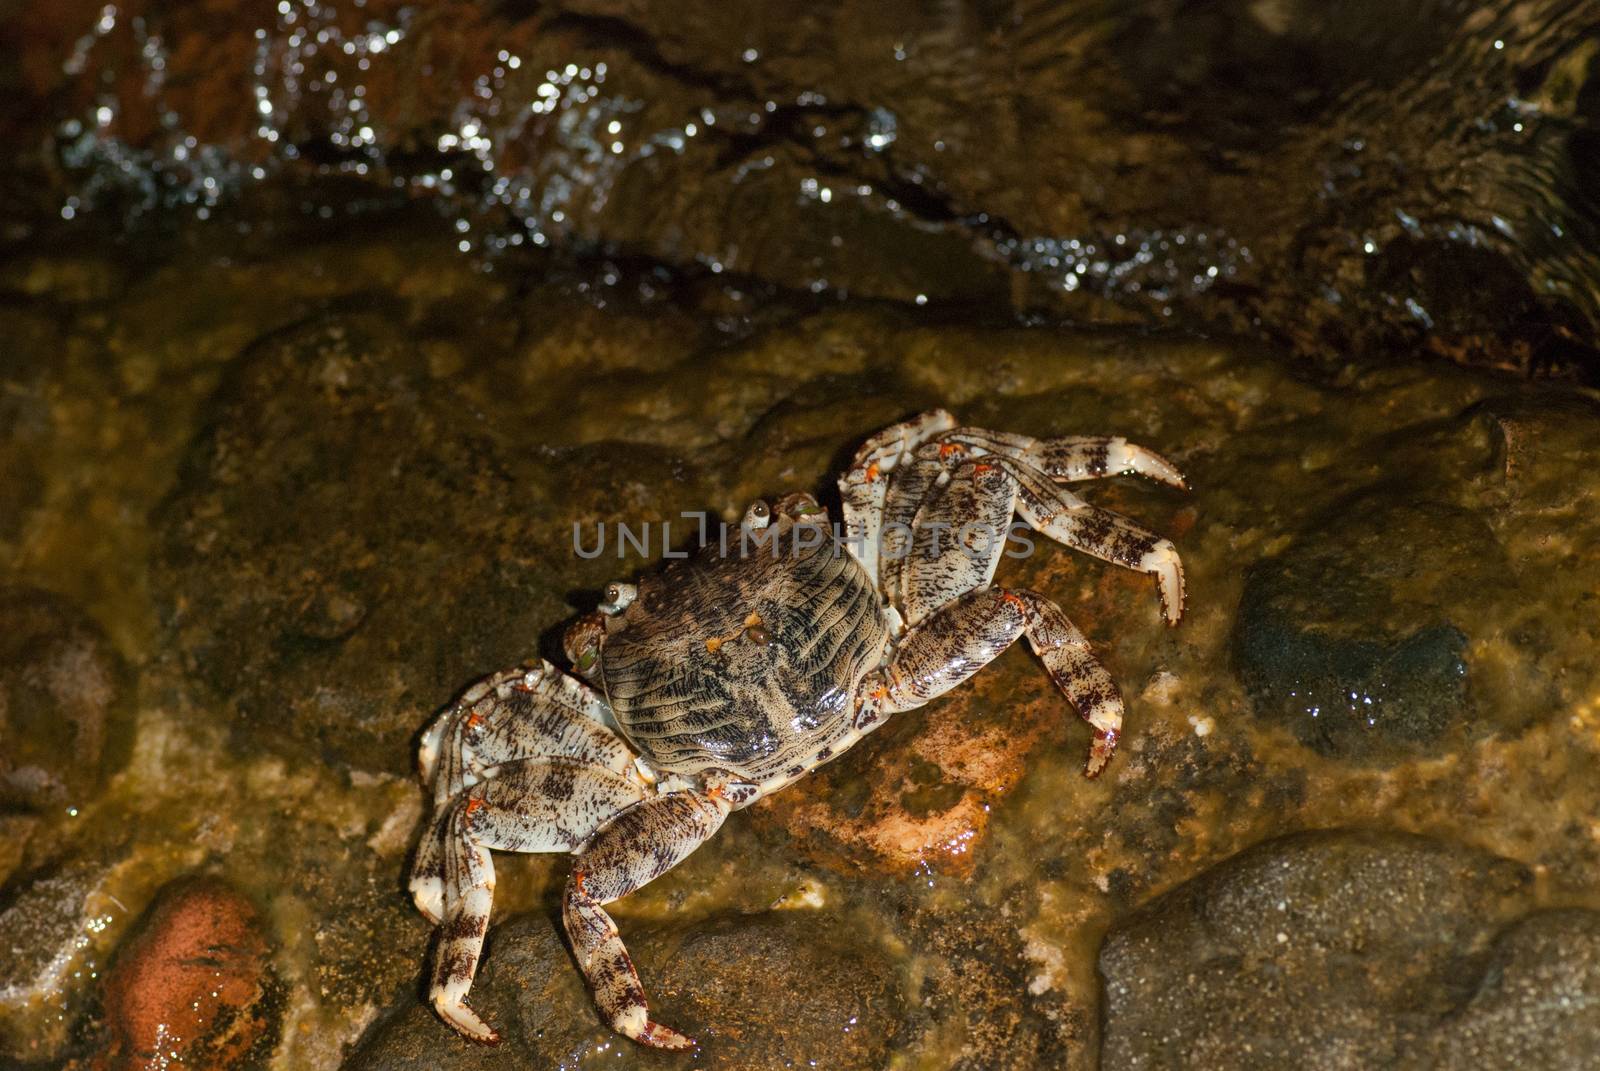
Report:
434,994,502,1045
1085,727,1120,779
635,1019,695,1050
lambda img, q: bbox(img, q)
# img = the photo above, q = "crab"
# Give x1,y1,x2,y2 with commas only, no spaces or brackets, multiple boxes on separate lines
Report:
409,409,1186,1048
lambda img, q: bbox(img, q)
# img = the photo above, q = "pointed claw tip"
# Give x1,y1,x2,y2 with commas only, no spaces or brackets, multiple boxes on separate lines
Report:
437,998,500,1045
639,1021,695,1050
1085,728,1119,778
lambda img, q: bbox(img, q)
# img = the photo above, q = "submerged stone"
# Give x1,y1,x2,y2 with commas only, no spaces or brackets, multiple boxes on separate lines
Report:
1098,830,1546,1070
0,586,133,811
1407,909,1600,1069
0,853,131,1062
1233,498,1500,760
98,876,281,1070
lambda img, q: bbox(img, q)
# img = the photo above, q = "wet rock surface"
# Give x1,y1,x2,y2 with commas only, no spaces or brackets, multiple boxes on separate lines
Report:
153,313,572,772
0,586,132,810
0,855,109,1062
3,2,1598,377
349,911,902,1070
1099,830,1559,1070
1409,909,1600,1069
97,876,281,1070
1233,499,1493,760
750,662,1063,876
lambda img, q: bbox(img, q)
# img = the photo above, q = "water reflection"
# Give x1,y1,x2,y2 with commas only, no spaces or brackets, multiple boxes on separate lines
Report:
11,0,1600,377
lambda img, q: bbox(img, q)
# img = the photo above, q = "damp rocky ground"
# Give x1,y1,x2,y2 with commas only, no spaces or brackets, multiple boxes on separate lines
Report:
1,218,1600,1070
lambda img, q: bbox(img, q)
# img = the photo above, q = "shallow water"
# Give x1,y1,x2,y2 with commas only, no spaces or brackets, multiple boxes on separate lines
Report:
2,224,1600,1069
3,4,1600,1070
5,0,1600,376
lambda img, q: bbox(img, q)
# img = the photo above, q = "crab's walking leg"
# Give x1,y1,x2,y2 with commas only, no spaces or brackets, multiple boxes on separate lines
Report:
860,587,1124,777
900,459,1016,627
980,454,1185,626
945,428,1187,489
420,663,631,807
1025,436,1187,489
838,409,956,584
425,758,649,1043
563,791,730,1050
1015,482,1184,626
412,664,639,924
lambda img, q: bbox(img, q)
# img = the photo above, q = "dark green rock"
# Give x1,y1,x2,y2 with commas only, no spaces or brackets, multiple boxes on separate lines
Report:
1233,496,1505,759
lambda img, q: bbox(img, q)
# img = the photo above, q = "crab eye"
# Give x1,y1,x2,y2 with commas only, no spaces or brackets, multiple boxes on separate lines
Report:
743,499,772,530
599,582,637,614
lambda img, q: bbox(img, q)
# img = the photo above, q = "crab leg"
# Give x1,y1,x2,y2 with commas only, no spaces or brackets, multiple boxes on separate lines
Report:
944,428,1186,489
563,791,730,1050
969,450,1185,626
878,443,948,612
412,662,643,929
423,757,650,1043
1025,435,1187,489
1012,476,1185,626
899,459,1016,627
859,587,1124,776
420,662,634,813
838,409,956,583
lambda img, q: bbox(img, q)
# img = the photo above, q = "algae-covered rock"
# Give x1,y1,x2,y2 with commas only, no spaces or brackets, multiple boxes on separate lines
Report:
1098,830,1536,1070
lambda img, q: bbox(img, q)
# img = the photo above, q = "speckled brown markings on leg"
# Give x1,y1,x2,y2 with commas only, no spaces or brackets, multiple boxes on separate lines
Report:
562,791,729,1049
838,410,959,583
991,449,1182,622
1089,442,1110,476
924,426,1185,622
878,446,946,607
1007,588,1124,775
862,588,1027,713
418,756,648,1042
421,662,633,814
900,459,1017,626
862,585,1124,776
